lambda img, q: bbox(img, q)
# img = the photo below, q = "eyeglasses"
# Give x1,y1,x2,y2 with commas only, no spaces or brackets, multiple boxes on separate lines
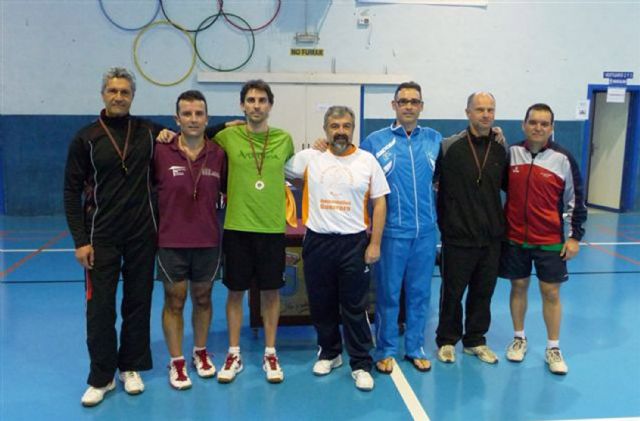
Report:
395,99,423,107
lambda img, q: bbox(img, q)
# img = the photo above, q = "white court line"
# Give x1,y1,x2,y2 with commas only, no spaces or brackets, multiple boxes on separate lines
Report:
1,241,639,254
389,361,430,421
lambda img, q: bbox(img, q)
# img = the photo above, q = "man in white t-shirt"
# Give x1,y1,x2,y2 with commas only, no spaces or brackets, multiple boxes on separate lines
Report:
285,106,390,391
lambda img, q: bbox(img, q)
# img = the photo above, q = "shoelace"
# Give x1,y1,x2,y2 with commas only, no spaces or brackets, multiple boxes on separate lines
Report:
224,354,239,370
512,339,525,351
264,355,279,371
194,349,213,370
125,371,140,381
172,360,188,381
548,349,563,363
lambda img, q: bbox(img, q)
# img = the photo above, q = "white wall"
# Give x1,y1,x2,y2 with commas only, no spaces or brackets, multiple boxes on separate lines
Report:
1,0,639,120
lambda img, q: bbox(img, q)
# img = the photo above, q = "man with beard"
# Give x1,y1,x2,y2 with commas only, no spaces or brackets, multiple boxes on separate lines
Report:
214,80,295,384
434,92,508,365
285,105,389,391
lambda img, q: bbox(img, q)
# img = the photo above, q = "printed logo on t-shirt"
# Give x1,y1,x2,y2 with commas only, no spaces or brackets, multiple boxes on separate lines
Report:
202,168,220,178
169,166,186,176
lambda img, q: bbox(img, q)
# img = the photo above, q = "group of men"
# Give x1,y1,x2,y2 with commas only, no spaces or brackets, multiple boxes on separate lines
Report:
64,67,586,407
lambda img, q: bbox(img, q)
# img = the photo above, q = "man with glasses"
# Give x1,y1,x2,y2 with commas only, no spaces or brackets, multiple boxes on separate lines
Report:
360,82,442,374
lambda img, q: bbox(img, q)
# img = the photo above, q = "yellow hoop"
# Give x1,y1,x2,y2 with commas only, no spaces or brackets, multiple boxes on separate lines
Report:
133,20,196,87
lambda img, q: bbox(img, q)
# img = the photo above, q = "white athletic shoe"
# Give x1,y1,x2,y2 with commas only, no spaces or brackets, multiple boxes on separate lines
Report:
192,349,216,378
463,345,499,364
263,354,284,384
351,369,374,391
218,353,244,384
312,354,343,376
545,348,568,375
169,359,192,390
119,371,145,395
506,337,528,362
437,345,456,363
80,379,115,407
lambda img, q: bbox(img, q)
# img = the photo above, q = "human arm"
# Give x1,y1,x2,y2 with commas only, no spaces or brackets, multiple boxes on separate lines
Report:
312,137,329,152
365,196,386,264
284,149,318,180
492,126,506,146
63,134,93,268
156,120,244,143
560,238,580,261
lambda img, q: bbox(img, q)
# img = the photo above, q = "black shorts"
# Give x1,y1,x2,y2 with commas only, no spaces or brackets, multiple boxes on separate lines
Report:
222,230,286,291
498,242,568,283
157,247,221,283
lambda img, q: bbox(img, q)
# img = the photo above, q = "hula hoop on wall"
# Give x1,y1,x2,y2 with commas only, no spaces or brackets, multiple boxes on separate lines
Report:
159,0,221,33
194,12,255,72
217,0,281,32
99,0,161,31
133,20,196,86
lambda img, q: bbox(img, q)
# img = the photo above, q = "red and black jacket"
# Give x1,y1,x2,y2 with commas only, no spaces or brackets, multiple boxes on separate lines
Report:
504,139,587,245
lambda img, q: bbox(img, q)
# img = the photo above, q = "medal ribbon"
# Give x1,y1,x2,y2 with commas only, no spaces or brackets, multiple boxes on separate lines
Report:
245,127,269,179
181,135,209,200
99,117,131,174
466,130,492,186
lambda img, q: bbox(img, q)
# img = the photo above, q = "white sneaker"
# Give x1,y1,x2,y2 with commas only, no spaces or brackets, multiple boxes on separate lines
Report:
80,379,116,407
192,349,216,378
463,345,499,364
119,371,145,395
218,353,243,384
263,354,284,384
545,348,569,375
313,354,343,376
351,369,374,391
169,359,192,390
506,337,528,362
437,345,456,363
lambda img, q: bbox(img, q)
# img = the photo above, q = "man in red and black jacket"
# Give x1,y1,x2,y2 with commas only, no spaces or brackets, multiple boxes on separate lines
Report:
499,103,587,375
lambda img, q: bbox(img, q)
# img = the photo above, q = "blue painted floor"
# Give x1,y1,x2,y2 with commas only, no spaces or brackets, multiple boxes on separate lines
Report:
1,211,639,420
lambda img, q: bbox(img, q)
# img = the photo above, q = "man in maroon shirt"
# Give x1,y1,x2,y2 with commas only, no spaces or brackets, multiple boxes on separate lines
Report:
154,90,227,389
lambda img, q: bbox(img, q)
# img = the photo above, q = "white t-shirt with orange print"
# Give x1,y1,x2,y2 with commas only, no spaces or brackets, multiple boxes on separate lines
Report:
285,146,390,234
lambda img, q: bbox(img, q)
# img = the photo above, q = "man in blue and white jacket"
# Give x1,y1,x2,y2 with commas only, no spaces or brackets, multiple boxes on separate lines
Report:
361,82,442,373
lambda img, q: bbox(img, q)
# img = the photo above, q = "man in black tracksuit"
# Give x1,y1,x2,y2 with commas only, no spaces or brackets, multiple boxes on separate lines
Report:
434,92,508,365
64,68,165,406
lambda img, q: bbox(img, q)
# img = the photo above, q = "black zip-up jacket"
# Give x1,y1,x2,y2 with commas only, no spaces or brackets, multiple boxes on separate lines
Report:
435,128,508,247
64,111,164,248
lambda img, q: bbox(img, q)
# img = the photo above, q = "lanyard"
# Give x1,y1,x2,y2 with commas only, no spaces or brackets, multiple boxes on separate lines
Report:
99,117,131,174
466,131,492,186
180,136,209,201
245,127,269,178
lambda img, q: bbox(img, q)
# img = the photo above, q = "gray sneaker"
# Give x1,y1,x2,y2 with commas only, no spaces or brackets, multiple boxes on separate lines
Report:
545,348,568,375
463,345,499,364
506,337,527,362
437,345,456,363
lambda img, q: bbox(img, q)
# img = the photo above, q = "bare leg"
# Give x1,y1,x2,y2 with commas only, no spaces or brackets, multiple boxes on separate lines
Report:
226,290,245,347
190,281,213,349
261,289,280,348
509,277,531,332
539,281,562,341
162,280,188,358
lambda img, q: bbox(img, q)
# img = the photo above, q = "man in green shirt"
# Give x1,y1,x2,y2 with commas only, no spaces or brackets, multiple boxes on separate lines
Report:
215,80,294,384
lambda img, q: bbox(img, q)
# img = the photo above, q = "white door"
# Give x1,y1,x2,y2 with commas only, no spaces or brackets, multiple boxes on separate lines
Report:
587,91,631,209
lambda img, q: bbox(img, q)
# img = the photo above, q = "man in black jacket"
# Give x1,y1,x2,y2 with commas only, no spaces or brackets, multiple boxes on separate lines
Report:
434,92,508,365
64,68,232,407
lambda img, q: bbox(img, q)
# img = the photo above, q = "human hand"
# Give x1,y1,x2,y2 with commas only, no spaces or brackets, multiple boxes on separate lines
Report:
75,244,95,269
492,126,506,146
156,129,176,143
364,243,380,264
560,238,580,261
312,138,329,152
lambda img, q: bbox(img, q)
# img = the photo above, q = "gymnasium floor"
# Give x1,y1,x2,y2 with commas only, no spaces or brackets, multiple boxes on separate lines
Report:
0,211,639,421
